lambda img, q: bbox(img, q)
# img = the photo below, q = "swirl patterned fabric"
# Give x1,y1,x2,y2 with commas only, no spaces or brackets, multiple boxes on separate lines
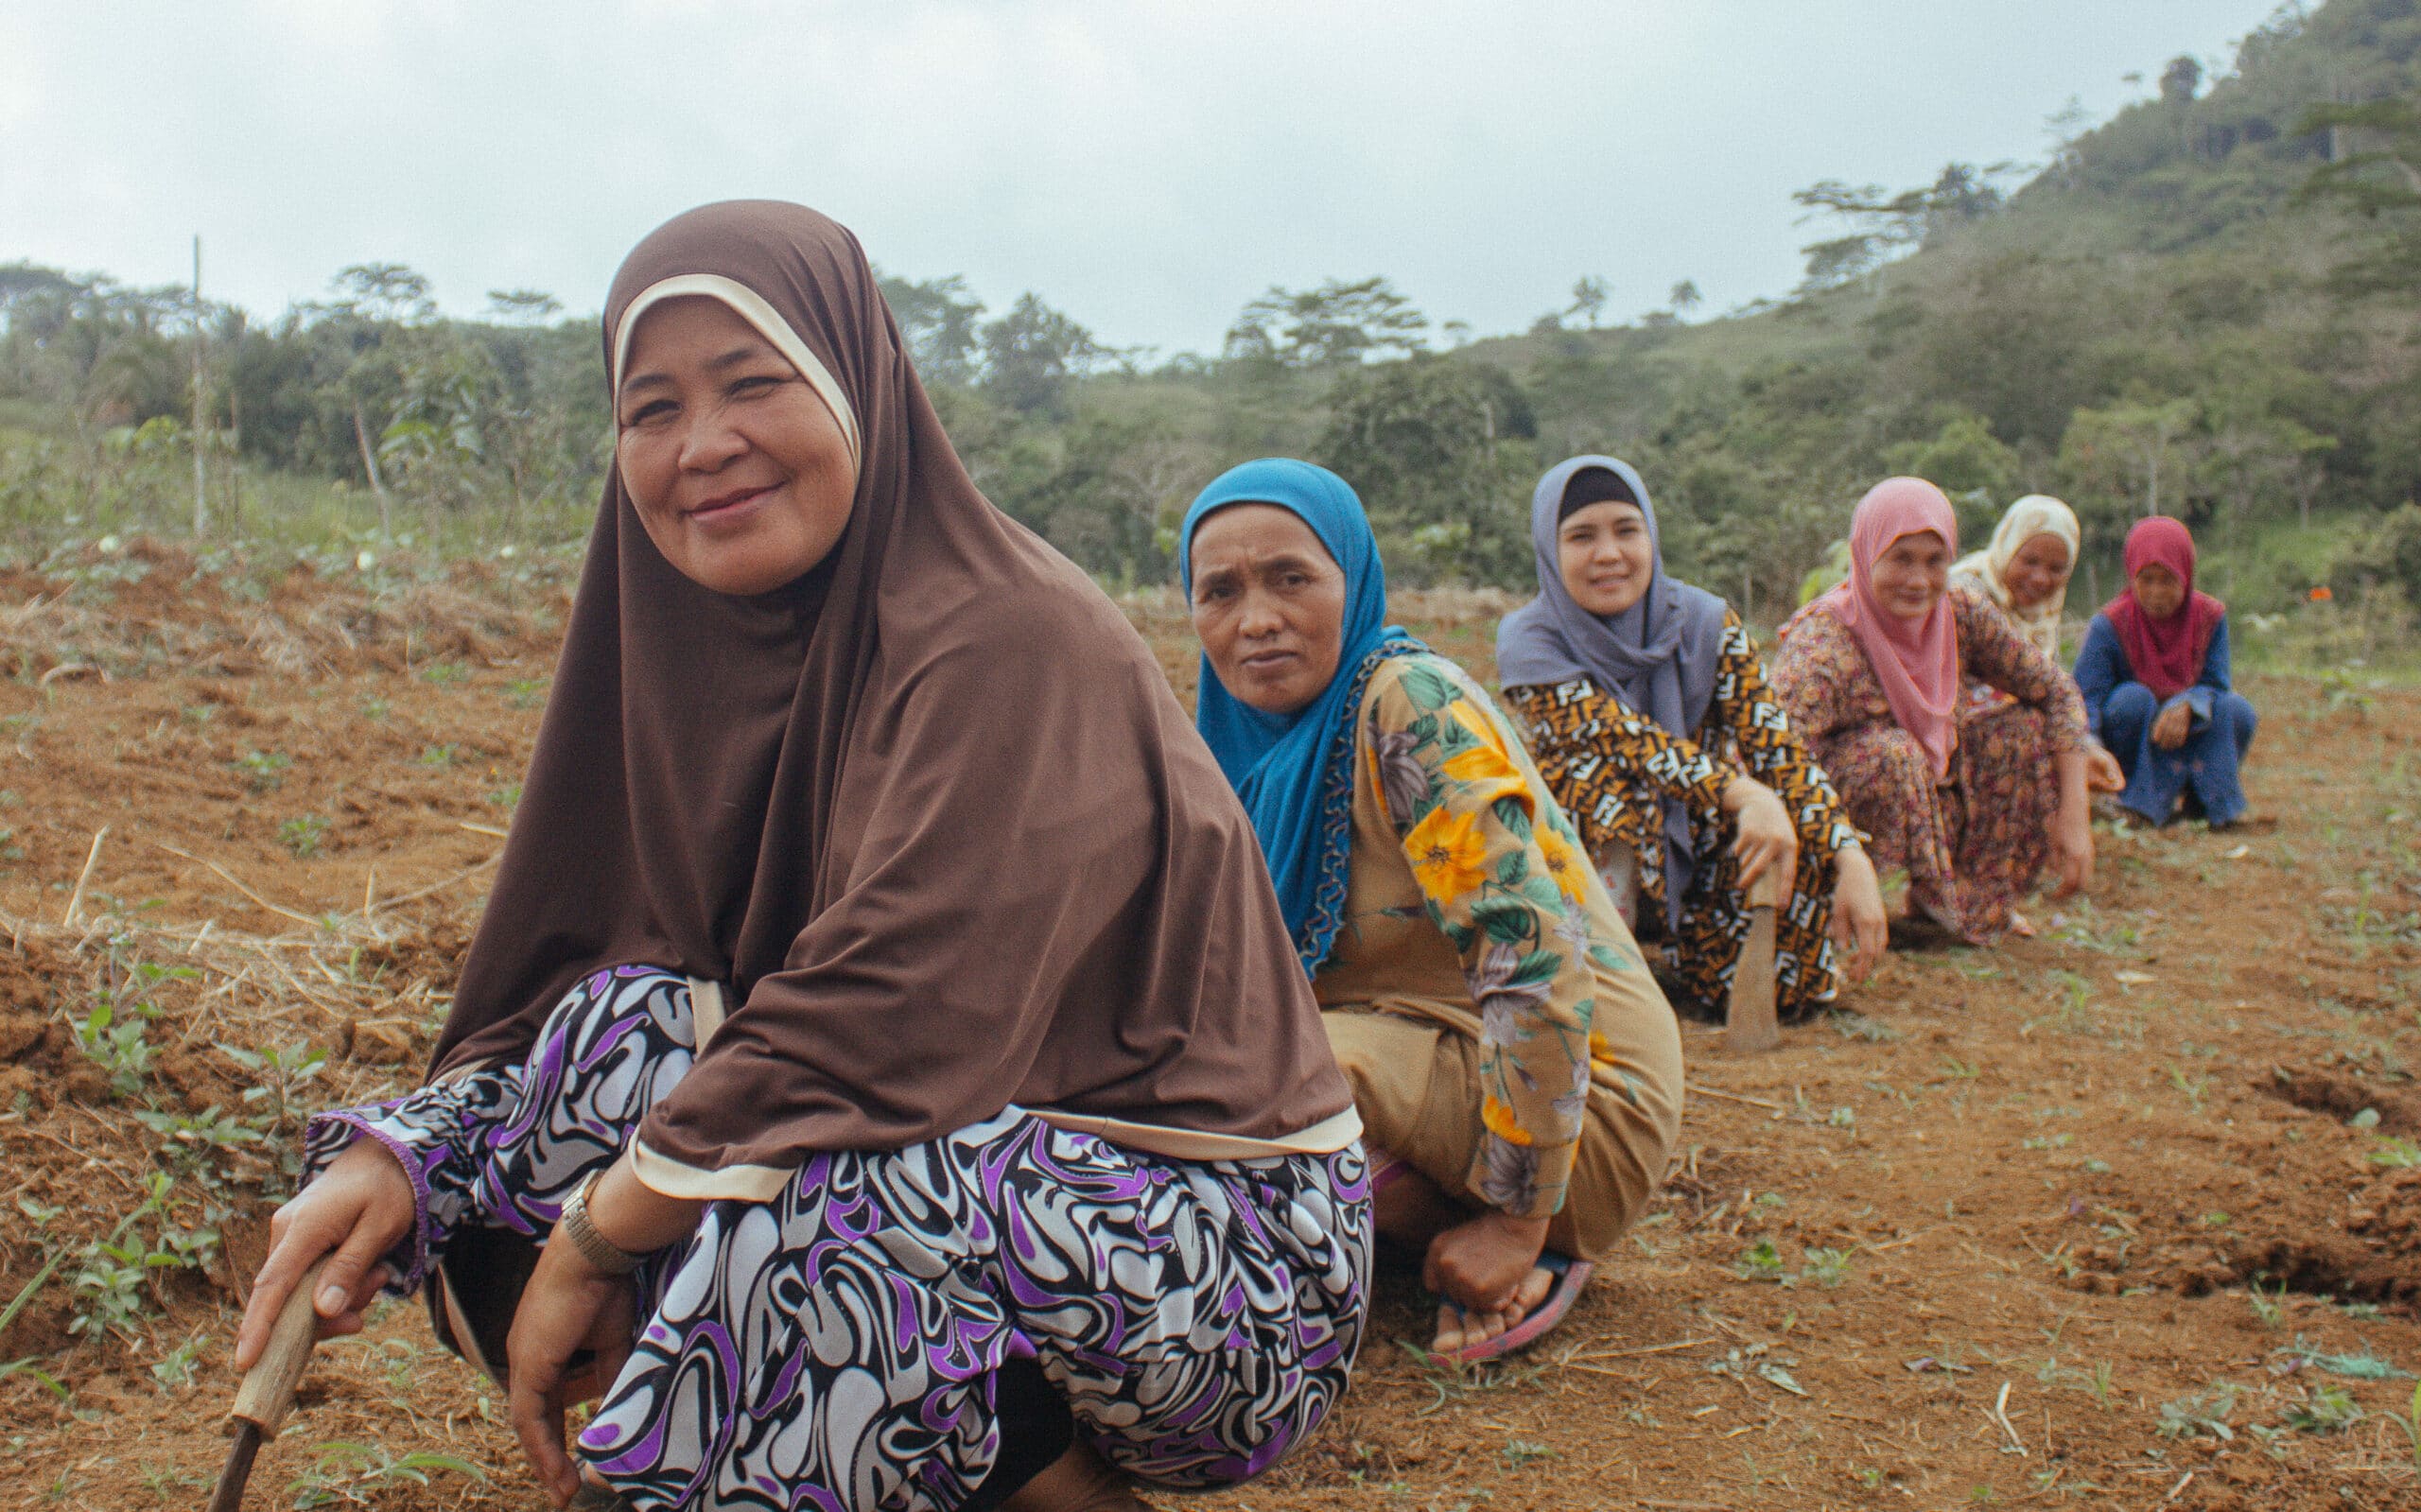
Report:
304,966,1371,1511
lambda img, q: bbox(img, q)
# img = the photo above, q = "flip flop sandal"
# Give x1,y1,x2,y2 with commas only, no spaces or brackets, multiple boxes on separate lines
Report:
1442,1251,1594,1365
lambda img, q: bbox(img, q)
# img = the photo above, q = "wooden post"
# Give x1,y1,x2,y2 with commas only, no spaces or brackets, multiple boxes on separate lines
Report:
1723,863,1788,1053
191,235,207,538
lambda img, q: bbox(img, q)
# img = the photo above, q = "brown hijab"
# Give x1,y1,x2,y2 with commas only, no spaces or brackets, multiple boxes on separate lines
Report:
431,200,1349,1177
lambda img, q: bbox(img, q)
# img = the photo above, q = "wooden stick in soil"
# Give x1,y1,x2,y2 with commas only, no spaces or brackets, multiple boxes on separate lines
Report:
61,825,108,928
207,1256,328,1512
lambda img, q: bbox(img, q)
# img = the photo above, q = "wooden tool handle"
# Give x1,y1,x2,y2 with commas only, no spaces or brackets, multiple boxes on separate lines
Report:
1722,865,1788,1055
230,1256,329,1433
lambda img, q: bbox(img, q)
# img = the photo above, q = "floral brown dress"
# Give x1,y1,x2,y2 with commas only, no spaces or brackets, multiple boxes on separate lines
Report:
1505,610,1862,1019
1768,584,2086,943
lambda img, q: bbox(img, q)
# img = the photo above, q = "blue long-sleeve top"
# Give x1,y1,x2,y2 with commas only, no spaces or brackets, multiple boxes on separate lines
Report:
2072,610,2233,739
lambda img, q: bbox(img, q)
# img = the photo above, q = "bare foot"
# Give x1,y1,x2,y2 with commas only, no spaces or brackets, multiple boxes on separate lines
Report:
1430,1263,1554,1357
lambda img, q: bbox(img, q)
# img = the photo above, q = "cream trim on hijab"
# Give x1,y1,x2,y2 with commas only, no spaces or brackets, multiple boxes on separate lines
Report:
612,272,862,471
1952,494,2080,661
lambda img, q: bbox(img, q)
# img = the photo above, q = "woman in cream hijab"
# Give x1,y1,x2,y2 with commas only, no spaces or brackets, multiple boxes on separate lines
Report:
1951,495,2079,661
1951,495,2122,791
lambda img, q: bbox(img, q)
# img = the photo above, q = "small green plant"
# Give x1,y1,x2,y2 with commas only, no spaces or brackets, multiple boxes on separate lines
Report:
235,749,290,792
150,1335,206,1390
287,1441,490,1509
2282,1383,2365,1434
218,1038,329,1137
69,998,156,1098
1802,1246,1855,1288
1734,1238,1791,1284
2370,1136,2421,1169
1500,1439,1556,1469
2247,1276,2289,1329
2156,1385,2238,1442
68,1174,223,1342
1937,1056,1980,1080
416,742,459,767
134,1104,265,1187
2167,1065,2212,1112
503,677,549,709
485,782,521,810
279,813,330,859
359,696,390,721
418,660,470,686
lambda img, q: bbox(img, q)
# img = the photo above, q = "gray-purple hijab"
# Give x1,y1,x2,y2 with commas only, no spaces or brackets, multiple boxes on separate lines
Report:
1496,455,1727,928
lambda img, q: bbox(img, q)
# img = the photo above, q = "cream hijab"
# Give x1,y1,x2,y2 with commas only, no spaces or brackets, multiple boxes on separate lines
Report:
1951,495,2080,661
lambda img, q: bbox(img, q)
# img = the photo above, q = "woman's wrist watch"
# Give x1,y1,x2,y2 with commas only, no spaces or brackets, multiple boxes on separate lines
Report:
559,1170,646,1276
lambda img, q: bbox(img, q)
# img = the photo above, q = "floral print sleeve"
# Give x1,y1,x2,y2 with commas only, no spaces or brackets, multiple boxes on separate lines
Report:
1367,655,1598,1219
1952,585,2086,752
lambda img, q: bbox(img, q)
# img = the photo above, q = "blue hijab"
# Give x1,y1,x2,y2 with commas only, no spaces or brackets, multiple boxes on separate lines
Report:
1496,455,1727,930
1180,459,1424,976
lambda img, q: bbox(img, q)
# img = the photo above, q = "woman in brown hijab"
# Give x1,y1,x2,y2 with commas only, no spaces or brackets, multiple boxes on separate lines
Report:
234,202,1369,1512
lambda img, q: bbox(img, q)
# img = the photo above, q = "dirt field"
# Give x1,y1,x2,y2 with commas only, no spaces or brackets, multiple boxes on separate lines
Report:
0,547,2416,1511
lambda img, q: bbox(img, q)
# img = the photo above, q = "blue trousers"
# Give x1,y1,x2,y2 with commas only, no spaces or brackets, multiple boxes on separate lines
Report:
2099,682,2256,826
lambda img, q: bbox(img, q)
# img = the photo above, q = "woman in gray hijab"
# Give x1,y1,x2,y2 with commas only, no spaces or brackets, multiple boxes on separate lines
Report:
1498,457,1887,1019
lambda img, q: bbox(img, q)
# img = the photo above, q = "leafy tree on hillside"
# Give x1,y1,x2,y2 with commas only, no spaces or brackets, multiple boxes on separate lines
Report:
1566,276,1611,328
980,293,1102,416
1792,162,2019,293
1319,356,1535,582
2296,92,2421,292
1224,277,1429,369
877,270,985,385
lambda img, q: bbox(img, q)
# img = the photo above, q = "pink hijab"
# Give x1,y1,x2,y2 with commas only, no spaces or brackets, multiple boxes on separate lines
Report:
1814,477,1962,778
2101,515,2225,702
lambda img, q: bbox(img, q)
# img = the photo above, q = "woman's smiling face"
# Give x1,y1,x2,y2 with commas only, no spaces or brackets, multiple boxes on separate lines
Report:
2001,531,2073,611
1869,530,1952,621
615,295,857,596
1556,499,1655,617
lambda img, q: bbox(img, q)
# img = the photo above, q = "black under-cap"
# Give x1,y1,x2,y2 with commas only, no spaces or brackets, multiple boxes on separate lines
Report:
1559,465,1638,522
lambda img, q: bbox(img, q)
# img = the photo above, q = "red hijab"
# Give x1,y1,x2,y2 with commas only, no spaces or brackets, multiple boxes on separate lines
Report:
1814,478,1962,779
2101,515,2224,701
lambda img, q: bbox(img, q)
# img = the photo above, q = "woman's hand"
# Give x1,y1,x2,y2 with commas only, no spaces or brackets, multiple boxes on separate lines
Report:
2085,744,2125,792
1423,1209,1550,1317
1723,776,1799,893
2047,749,2095,899
507,1230,639,1509
2151,701,2192,751
235,1139,415,1373
1828,845,1888,983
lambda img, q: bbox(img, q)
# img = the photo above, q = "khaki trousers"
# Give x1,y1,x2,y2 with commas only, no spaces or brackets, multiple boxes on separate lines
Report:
1324,1009,1651,1262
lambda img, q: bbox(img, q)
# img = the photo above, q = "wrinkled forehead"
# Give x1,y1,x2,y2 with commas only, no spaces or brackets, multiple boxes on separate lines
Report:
610,276,861,470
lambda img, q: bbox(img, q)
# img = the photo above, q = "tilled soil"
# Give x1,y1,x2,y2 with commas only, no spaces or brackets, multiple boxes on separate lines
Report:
0,551,2415,1510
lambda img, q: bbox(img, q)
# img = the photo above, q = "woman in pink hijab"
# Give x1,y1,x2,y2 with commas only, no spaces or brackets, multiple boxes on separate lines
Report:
1770,478,2094,942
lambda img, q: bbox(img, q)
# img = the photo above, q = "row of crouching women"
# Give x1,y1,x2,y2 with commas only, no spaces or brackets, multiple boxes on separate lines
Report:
235,202,2251,1512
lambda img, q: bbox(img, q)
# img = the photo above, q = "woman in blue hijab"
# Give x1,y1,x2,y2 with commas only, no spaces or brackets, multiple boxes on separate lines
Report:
1182,458,1682,1365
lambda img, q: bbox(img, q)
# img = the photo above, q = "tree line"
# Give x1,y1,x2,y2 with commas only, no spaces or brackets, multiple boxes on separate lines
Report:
3,0,2419,621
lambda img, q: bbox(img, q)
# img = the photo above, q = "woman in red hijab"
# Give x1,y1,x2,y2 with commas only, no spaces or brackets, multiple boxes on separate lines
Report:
1770,478,2095,943
2072,516,2256,826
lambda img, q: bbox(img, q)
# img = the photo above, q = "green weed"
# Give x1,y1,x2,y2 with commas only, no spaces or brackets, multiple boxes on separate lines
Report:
279,813,330,858
287,1441,490,1509
235,749,290,792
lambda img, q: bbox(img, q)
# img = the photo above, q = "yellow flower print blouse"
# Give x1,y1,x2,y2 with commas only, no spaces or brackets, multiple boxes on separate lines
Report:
1312,651,1679,1221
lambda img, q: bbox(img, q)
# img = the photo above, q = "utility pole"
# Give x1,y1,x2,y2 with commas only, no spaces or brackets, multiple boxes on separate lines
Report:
191,235,207,538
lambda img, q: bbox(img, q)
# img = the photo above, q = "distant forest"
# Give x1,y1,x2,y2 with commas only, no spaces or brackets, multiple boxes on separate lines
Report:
4,0,2421,628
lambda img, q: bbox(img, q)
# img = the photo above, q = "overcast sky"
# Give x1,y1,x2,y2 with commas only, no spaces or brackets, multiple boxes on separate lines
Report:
1,0,2289,356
